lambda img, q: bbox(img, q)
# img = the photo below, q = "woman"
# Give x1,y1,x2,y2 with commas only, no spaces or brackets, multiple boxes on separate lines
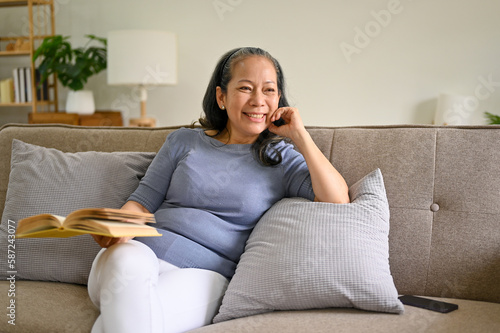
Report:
88,47,349,333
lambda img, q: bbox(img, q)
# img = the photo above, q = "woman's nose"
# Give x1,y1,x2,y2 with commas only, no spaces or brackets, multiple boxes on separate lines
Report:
249,90,265,106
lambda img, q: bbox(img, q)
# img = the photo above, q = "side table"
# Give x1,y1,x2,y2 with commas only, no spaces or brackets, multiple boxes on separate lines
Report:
28,111,123,126
79,111,123,126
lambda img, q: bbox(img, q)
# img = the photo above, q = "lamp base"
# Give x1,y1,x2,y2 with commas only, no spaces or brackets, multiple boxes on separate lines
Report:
129,117,156,127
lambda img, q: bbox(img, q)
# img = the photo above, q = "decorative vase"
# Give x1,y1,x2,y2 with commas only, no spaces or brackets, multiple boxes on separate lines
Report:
66,90,95,114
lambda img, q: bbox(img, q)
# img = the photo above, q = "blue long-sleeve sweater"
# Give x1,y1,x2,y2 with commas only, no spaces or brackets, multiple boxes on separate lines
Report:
131,128,314,278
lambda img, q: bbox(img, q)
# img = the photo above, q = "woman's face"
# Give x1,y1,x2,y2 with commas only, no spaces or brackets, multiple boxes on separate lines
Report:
216,56,280,144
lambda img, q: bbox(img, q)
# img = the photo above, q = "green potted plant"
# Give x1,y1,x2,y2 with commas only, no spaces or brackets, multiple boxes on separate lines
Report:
485,112,500,124
33,34,107,114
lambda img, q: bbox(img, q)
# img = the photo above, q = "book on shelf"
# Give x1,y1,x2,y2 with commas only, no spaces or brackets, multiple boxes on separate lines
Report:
35,68,49,101
25,67,32,102
8,67,48,103
15,208,162,238
12,68,20,103
0,78,15,103
19,67,26,102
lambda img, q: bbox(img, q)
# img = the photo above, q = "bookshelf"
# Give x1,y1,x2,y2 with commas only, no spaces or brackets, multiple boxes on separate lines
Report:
0,0,58,112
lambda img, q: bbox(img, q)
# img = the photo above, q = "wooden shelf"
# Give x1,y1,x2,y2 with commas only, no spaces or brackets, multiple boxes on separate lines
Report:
0,0,28,6
0,50,31,56
0,0,52,7
0,102,31,107
0,100,51,107
0,0,57,113
0,35,53,41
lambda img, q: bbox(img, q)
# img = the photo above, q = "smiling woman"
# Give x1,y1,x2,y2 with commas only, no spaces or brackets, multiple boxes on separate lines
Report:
87,47,349,333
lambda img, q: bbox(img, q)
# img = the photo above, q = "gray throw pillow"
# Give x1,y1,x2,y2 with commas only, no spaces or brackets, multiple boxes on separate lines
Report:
0,140,155,285
214,169,404,323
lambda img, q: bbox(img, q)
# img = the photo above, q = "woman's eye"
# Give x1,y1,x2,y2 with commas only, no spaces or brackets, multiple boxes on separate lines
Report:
239,86,251,91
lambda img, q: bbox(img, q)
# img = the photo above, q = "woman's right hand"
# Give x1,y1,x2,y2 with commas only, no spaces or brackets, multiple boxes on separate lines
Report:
91,201,151,248
91,235,134,248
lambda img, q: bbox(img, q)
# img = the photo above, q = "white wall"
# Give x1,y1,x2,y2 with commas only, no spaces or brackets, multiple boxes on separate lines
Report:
1,0,499,127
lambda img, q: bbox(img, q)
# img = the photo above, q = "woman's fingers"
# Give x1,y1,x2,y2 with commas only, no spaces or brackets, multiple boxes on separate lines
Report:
270,108,282,122
92,234,133,248
271,107,293,123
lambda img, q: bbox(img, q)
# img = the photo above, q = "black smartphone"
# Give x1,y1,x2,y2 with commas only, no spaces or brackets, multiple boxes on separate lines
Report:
398,295,458,313
273,118,285,127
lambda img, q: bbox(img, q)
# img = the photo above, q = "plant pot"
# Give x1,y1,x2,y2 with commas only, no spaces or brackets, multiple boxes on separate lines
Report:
66,90,95,114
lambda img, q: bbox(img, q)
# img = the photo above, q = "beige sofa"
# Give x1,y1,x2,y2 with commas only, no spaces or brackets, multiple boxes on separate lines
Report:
0,123,499,333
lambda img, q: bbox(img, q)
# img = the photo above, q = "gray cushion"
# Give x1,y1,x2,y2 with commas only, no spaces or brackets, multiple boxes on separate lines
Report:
0,140,155,285
214,169,404,323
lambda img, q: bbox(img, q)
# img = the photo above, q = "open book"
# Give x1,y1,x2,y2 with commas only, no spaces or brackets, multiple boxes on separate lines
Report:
15,208,161,238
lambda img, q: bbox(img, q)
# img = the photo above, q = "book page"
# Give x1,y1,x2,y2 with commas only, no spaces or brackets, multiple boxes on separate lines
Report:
15,214,65,235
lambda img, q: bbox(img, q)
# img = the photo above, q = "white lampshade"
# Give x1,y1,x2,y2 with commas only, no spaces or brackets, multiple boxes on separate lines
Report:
107,30,177,86
434,93,477,126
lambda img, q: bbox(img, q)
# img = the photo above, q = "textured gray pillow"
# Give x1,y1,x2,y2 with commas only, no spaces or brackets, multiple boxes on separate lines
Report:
0,140,155,285
214,169,404,323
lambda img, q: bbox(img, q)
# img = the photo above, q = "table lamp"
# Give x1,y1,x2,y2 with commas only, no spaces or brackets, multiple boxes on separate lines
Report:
107,30,177,127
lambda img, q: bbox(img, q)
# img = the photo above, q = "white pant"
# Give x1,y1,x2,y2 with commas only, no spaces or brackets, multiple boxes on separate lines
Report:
88,240,229,333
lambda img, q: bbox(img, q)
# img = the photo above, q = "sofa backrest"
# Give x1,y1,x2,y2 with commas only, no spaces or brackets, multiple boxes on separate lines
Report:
307,125,500,304
1,123,499,303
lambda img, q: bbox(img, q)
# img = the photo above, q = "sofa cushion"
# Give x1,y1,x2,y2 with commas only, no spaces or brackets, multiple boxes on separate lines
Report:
214,169,404,323
195,298,500,333
0,280,99,333
0,140,155,284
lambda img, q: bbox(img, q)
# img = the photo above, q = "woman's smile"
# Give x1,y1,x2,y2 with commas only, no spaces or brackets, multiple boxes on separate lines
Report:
243,112,266,121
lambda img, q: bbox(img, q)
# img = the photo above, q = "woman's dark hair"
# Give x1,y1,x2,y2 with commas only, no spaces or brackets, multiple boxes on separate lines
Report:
200,47,289,166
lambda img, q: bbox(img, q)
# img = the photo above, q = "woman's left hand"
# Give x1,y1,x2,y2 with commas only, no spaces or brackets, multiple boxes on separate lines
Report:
268,107,307,141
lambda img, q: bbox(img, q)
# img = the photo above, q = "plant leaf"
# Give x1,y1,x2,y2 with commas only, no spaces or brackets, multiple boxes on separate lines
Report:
33,34,107,91
485,112,500,125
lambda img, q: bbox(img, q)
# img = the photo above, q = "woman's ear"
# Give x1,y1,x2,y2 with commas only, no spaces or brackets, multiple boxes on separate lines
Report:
216,86,226,110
